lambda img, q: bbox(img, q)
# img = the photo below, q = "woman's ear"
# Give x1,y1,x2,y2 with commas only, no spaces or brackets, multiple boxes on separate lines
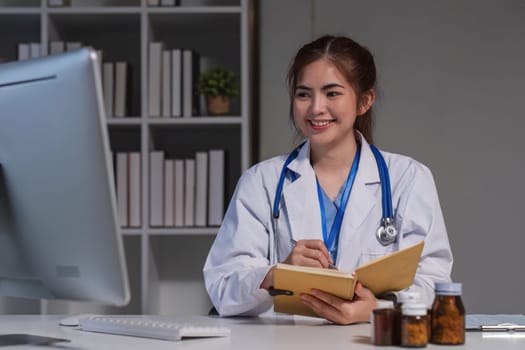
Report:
358,89,375,116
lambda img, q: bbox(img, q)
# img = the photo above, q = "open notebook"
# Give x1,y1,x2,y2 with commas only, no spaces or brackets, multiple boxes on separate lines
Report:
272,241,424,317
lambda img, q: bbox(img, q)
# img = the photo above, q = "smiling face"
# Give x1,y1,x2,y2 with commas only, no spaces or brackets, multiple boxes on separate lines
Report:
292,58,372,152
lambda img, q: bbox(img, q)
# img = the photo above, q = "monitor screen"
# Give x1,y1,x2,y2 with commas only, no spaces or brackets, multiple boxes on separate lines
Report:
0,48,130,306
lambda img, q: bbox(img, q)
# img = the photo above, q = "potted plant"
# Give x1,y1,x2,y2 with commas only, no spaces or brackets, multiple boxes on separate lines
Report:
196,67,239,115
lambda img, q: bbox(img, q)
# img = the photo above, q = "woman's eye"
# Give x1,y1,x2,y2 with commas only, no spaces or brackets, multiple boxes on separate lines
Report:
326,91,340,98
295,91,310,99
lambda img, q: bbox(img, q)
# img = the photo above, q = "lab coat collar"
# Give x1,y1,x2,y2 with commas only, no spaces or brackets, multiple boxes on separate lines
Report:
282,133,381,242
285,133,380,184
281,142,320,241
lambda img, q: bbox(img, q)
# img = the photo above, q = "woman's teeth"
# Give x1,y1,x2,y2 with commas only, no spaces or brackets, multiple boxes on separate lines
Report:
310,120,332,127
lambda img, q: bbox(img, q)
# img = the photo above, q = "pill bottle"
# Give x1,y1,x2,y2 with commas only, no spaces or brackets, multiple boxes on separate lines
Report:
372,300,395,346
430,282,465,345
401,303,428,348
393,291,420,345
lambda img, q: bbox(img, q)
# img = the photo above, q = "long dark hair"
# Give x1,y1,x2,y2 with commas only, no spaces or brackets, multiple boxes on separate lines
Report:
287,35,377,144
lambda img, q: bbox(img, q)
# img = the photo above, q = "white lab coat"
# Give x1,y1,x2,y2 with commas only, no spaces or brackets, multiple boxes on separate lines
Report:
203,134,452,316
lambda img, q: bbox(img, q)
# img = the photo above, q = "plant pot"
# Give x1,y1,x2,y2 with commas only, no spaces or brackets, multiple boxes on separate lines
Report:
206,95,231,115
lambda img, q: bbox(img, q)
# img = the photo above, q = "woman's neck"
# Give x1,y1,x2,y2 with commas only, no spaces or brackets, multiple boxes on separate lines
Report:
310,135,358,173
310,135,359,200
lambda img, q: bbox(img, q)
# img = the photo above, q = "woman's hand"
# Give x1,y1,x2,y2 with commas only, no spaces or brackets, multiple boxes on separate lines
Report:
299,282,377,325
283,239,333,268
260,239,332,290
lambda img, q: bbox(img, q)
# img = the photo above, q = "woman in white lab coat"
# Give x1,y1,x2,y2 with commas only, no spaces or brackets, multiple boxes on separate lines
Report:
203,35,452,325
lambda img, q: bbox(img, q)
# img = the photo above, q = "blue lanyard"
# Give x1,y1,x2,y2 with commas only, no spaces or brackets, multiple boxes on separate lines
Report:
315,143,361,262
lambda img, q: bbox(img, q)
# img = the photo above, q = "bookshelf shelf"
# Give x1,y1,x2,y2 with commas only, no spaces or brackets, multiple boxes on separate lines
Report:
0,0,254,316
148,227,218,236
46,7,142,14
0,0,40,8
107,118,143,126
0,8,41,13
122,229,143,236
146,6,241,14
147,117,243,125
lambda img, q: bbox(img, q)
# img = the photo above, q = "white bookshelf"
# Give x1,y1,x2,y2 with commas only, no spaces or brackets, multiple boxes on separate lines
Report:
0,0,253,315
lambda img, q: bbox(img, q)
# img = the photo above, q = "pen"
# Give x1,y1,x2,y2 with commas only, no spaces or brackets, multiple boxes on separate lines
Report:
290,239,338,270
481,324,525,331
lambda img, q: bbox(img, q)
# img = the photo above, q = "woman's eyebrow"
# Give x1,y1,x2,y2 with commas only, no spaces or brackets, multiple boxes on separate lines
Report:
321,83,345,90
295,83,345,91
295,84,311,91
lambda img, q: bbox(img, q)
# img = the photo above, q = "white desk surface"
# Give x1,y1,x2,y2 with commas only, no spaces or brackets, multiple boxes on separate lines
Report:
1,314,525,350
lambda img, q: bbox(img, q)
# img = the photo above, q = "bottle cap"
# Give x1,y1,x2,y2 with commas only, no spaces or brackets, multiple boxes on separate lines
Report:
402,303,427,316
398,291,420,304
375,300,394,309
434,282,462,295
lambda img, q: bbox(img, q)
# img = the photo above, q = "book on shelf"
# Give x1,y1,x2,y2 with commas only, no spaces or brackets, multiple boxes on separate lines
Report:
160,0,178,6
65,42,82,52
194,152,208,227
48,0,71,6
95,50,103,73
102,62,114,117
49,41,65,55
208,149,225,226
164,159,175,227
17,43,29,61
116,153,129,227
29,43,40,59
171,49,182,117
149,151,165,227
114,61,129,118
182,49,200,117
148,42,163,117
161,50,171,118
196,55,216,115
174,159,185,227
184,158,195,227
272,241,425,318
128,152,141,228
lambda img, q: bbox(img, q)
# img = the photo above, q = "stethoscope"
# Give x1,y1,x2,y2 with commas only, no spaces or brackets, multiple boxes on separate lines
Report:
271,142,398,262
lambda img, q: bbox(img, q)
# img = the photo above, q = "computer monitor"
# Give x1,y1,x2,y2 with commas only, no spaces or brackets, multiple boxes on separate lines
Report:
0,48,130,306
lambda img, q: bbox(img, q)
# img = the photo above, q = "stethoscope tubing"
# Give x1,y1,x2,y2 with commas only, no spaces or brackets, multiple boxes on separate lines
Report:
272,142,304,219
370,144,393,220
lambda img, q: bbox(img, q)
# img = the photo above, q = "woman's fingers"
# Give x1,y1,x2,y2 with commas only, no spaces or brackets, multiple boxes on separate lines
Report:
285,239,332,268
300,290,344,324
299,240,332,262
300,284,378,325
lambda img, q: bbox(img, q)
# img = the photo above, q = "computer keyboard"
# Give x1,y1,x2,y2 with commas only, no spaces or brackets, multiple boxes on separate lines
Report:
79,316,231,342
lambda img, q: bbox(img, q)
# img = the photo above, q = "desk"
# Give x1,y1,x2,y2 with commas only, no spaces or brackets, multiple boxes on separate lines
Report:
1,315,524,350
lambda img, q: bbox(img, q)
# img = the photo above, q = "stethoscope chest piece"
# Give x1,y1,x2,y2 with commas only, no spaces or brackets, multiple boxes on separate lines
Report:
376,217,398,246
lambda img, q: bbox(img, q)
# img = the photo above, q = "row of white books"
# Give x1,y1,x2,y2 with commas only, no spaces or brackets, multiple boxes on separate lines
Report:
116,153,141,228
17,41,83,61
148,42,199,118
18,41,130,118
115,150,225,228
102,61,130,118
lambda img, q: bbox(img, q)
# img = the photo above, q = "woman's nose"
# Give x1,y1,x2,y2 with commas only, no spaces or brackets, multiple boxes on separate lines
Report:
310,94,327,115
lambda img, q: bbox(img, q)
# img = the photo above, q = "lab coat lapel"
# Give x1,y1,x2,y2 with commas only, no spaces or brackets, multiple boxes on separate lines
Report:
281,142,323,242
343,139,381,230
